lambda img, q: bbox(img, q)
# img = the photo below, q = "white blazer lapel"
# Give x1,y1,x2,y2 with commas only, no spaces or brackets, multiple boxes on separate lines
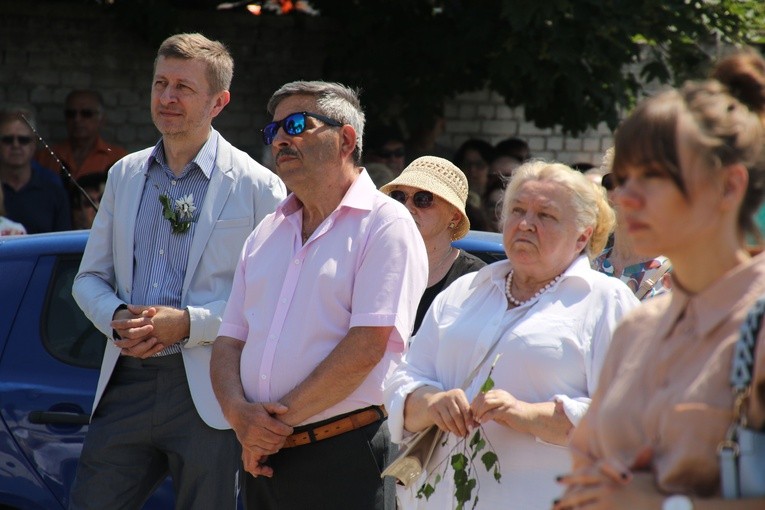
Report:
114,166,149,296
182,148,234,300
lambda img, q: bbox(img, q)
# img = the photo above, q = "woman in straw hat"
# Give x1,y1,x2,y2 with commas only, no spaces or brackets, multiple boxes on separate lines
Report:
383,160,639,509
380,156,486,334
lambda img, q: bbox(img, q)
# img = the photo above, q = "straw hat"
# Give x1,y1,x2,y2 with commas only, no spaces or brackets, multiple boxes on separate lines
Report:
380,156,470,240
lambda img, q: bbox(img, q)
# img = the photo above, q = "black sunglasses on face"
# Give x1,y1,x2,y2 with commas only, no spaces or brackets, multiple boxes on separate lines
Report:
0,135,34,146
261,111,343,145
389,190,435,209
65,109,100,120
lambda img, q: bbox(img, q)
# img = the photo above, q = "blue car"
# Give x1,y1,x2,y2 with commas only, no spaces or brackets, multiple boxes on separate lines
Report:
0,229,503,509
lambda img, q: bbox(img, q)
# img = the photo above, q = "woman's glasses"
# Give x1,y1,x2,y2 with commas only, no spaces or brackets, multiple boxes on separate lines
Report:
389,190,435,209
261,111,343,145
0,135,33,146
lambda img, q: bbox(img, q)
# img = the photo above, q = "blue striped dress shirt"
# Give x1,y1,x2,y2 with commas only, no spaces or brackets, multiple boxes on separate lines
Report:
131,132,218,356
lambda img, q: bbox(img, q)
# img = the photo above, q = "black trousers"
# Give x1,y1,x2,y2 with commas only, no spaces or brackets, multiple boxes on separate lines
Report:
69,354,241,510
244,417,396,510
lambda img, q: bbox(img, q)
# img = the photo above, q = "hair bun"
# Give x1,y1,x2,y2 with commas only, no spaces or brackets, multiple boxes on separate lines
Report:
712,49,765,116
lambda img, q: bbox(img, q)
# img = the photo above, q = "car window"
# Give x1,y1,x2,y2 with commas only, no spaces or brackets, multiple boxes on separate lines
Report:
42,255,105,368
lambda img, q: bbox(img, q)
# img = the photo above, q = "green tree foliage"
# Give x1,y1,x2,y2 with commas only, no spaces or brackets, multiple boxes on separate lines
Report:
314,0,765,134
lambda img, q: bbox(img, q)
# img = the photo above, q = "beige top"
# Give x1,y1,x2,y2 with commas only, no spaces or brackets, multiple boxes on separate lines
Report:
570,251,765,497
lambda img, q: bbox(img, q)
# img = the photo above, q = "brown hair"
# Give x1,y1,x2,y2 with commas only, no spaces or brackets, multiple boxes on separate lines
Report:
155,33,234,94
613,49,765,239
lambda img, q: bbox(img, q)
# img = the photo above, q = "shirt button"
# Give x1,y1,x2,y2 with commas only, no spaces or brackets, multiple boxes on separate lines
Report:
261,374,267,380
159,249,164,255
153,283,158,288
294,259,300,264
171,180,177,186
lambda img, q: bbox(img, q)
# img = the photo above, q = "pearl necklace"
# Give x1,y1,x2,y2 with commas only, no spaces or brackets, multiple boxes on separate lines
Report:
505,270,563,307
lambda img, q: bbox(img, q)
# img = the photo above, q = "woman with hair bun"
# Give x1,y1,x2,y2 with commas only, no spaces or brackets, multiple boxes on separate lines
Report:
556,49,765,510
384,161,639,509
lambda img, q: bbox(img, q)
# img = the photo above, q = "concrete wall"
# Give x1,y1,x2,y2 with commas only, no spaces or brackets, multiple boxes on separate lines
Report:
0,2,611,168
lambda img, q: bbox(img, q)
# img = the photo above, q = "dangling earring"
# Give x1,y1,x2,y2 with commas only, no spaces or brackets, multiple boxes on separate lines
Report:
448,222,455,229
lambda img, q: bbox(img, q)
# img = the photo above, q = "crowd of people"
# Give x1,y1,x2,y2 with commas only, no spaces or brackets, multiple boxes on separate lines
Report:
0,90,125,234
5,29,764,510
363,126,537,235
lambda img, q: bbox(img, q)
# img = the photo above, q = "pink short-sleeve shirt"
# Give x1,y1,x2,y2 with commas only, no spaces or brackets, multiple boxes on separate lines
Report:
219,170,428,425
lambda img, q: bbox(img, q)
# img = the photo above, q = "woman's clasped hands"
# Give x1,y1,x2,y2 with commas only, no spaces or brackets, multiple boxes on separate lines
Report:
424,388,525,437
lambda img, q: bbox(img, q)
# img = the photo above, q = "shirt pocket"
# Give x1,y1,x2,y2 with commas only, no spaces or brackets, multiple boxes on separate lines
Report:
215,216,252,229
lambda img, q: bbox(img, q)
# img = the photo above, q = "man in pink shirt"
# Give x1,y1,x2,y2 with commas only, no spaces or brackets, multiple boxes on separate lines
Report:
211,81,428,509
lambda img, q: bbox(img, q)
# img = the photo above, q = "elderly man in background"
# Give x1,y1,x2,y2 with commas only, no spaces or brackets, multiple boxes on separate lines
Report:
0,107,71,233
37,89,127,179
211,80,428,510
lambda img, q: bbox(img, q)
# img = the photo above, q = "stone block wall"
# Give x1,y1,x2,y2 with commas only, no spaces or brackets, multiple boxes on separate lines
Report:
0,2,613,168
0,2,331,165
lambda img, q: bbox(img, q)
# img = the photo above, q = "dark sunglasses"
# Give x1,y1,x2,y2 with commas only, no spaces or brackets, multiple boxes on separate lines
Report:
389,190,435,209
261,111,343,145
601,173,616,191
0,135,34,146
379,148,405,158
65,109,100,120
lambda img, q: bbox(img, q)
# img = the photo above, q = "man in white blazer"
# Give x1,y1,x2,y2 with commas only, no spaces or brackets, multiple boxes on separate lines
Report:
69,33,286,509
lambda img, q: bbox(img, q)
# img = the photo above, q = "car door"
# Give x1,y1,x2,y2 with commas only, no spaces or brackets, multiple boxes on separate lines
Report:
0,250,174,509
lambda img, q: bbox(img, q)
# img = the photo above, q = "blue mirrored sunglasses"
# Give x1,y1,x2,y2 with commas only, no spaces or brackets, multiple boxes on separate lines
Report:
261,111,343,145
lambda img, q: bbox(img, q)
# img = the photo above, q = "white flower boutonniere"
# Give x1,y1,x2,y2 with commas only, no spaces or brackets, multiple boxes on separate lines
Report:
159,193,196,234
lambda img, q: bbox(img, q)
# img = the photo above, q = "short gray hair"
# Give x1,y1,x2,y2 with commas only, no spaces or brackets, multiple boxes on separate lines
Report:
267,81,365,164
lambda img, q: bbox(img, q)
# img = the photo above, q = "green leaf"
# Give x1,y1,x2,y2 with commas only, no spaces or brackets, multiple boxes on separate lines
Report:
455,478,476,504
469,429,481,447
480,353,502,393
417,483,435,500
481,451,499,471
480,374,495,393
451,453,467,471
493,465,502,482
453,467,468,485
471,438,486,460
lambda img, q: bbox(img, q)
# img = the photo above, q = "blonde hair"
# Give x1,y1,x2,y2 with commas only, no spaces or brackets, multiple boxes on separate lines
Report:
501,160,615,259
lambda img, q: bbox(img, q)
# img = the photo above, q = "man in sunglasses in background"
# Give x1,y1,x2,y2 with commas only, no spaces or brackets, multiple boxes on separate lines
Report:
211,80,428,510
70,33,286,509
0,106,71,233
36,89,127,180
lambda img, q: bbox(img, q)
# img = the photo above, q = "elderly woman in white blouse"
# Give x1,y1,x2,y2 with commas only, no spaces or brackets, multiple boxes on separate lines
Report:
383,161,640,509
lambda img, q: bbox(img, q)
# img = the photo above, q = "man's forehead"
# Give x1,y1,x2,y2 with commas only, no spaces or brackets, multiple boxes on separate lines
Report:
154,57,207,81
272,94,317,118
